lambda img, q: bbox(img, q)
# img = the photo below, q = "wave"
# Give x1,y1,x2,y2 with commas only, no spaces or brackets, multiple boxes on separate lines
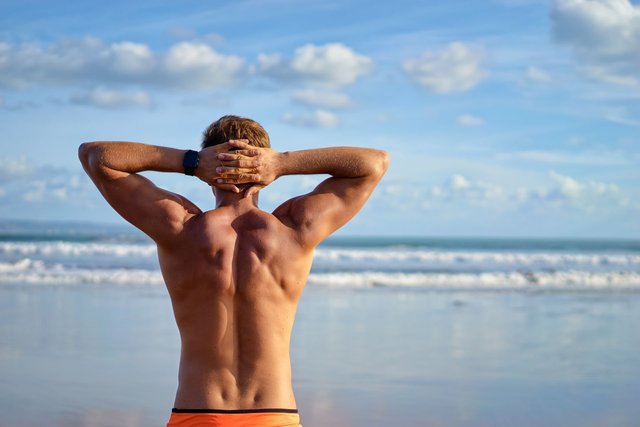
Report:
0,259,162,285
1,259,639,290
0,241,156,258
1,239,638,290
307,271,640,290
2,242,640,268
313,248,640,267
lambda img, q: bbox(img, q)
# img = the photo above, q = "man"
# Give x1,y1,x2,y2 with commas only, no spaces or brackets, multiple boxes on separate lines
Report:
79,115,389,427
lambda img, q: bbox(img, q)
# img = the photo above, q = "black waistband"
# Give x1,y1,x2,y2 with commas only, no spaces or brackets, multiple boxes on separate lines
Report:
172,408,298,414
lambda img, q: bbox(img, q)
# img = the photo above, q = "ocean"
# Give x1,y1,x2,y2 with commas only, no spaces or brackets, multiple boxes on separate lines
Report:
1,220,639,427
1,220,639,291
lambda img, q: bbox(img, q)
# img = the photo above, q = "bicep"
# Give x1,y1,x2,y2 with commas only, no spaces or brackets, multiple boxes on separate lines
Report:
88,167,200,243
276,176,378,248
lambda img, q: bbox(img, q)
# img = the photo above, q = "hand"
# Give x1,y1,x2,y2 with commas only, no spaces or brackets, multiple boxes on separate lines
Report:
215,139,281,196
196,141,258,192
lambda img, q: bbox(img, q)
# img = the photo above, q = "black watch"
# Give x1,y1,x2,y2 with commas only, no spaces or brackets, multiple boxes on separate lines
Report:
183,150,199,176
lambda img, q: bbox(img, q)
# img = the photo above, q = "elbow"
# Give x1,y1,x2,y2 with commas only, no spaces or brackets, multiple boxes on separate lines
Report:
374,149,390,178
78,142,90,166
78,142,102,172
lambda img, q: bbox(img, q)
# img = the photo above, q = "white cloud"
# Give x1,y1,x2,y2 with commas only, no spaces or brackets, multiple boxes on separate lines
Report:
282,109,340,128
22,181,47,203
600,106,640,126
379,182,404,197
107,42,155,76
21,180,69,204
291,89,352,109
429,174,506,204
392,171,632,214
71,87,152,109
51,187,68,200
0,157,94,207
0,38,245,91
0,157,34,182
499,148,632,165
526,66,552,82
550,171,583,198
515,171,628,210
257,43,372,87
0,96,36,110
257,44,369,124
403,42,488,93
551,0,640,87
456,114,485,126
21,179,71,203
450,174,470,190
163,42,244,89
256,53,283,73
169,27,224,45
290,43,372,85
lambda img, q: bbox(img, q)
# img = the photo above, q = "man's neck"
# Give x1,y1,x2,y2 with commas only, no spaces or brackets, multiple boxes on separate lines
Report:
214,189,259,209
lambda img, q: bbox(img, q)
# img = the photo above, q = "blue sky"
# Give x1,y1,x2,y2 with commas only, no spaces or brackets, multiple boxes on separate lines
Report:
0,0,638,237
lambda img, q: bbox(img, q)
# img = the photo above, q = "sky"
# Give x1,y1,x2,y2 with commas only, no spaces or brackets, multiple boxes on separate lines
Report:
0,0,638,238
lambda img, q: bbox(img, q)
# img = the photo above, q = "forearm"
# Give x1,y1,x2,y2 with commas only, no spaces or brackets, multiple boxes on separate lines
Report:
78,141,185,176
277,147,388,179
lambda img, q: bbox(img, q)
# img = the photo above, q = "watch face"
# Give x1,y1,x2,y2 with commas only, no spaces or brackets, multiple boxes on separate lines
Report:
184,150,199,175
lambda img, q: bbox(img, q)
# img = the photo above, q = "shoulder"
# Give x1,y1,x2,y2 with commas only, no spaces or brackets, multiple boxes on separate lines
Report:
271,197,301,229
236,208,306,253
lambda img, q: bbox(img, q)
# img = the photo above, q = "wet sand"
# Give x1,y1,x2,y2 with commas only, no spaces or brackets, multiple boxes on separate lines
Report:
1,283,639,427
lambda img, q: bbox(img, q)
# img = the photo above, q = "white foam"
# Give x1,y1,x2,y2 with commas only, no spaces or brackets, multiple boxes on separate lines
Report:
1,259,638,290
2,242,638,269
306,271,640,290
0,260,163,285
313,248,640,267
1,241,639,290
0,241,156,258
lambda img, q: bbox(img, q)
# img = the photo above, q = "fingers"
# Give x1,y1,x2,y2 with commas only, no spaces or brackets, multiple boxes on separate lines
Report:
217,150,259,161
216,158,260,168
228,139,251,149
216,174,260,184
216,183,241,193
213,140,247,150
208,140,265,189
216,166,258,177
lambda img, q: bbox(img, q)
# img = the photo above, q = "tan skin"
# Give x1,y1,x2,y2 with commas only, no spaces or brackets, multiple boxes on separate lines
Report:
79,139,389,410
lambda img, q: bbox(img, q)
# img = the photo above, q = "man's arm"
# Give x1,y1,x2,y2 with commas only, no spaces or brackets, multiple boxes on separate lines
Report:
78,141,246,244
217,141,389,249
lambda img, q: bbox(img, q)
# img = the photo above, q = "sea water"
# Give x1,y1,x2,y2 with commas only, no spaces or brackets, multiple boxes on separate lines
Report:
1,221,639,427
1,221,639,291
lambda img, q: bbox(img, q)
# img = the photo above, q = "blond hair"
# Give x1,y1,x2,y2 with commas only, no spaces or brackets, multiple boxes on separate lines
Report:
202,115,270,149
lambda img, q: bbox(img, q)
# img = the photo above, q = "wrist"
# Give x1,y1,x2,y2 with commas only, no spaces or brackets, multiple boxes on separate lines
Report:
275,151,290,178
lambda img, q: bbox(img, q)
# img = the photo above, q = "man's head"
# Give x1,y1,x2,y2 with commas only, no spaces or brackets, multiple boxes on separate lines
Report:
202,115,270,196
202,115,270,150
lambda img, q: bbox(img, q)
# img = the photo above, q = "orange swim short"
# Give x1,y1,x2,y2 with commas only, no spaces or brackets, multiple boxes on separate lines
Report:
167,408,302,427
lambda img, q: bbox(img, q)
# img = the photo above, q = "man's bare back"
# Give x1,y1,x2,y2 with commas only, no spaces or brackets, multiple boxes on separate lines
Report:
162,205,312,409
79,115,388,424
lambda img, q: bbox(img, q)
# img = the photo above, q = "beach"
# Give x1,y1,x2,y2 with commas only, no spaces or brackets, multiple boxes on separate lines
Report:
1,223,639,426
